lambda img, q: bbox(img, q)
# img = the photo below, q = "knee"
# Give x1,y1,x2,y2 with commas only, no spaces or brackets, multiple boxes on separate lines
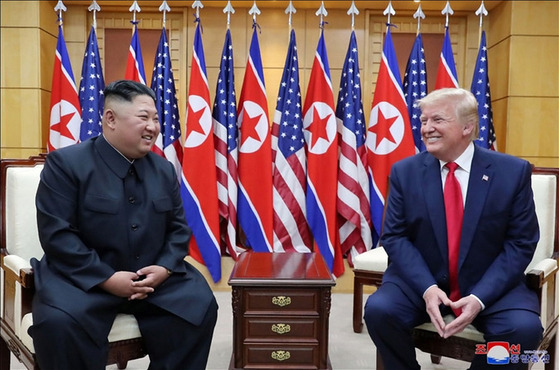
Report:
32,305,77,335
487,311,543,349
514,314,543,347
363,292,397,330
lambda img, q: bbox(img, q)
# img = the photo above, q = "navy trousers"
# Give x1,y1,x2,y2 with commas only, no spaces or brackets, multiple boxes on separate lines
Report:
364,283,542,370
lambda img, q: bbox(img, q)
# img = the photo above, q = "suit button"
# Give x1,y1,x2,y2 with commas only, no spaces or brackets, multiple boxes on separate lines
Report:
128,196,135,204
131,224,138,230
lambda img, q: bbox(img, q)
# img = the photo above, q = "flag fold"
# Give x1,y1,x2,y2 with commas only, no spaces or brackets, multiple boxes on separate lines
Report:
48,25,81,152
367,28,415,246
236,27,274,253
336,31,372,266
272,29,311,253
403,33,427,153
78,26,105,142
213,29,242,258
304,30,343,276
180,23,222,282
150,27,183,180
471,30,497,151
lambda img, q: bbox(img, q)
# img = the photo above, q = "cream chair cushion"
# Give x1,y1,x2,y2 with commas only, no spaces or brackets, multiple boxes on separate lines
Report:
5,165,44,261
353,246,388,271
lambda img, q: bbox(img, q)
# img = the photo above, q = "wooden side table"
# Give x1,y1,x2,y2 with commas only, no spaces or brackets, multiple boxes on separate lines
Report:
228,252,336,370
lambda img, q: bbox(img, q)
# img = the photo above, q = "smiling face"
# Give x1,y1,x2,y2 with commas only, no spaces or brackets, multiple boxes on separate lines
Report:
103,94,160,160
418,89,477,163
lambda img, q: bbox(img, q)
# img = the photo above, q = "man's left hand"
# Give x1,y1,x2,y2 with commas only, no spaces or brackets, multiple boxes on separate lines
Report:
443,295,482,338
129,265,170,300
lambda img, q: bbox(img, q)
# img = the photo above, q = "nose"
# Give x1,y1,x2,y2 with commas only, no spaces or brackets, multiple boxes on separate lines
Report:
146,119,160,133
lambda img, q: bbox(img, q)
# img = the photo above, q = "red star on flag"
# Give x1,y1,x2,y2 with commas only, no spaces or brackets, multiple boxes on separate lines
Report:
369,109,398,148
240,111,262,146
308,107,332,147
186,104,207,138
51,111,78,141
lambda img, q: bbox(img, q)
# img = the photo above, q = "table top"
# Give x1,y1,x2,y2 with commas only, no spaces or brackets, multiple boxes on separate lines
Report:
228,252,336,286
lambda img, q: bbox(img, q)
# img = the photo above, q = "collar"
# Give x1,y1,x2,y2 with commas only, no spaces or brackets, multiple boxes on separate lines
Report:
439,142,475,174
94,135,145,181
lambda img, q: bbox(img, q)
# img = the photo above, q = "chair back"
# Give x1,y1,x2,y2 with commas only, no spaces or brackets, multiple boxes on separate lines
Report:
527,168,559,272
1,156,46,263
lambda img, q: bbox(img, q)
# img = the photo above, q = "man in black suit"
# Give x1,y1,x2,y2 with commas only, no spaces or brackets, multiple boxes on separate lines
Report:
364,88,542,369
30,80,217,370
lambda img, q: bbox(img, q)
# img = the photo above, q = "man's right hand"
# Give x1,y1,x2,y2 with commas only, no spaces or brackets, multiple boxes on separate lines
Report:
423,286,452,337
98,271,154,299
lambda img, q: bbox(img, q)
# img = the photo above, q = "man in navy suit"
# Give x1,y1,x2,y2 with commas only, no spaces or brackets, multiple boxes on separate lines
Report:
364,88,542,369
30,80,217,370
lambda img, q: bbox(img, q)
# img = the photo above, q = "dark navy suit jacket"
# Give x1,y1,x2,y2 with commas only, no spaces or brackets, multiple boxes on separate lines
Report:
380,145,540,315
32,135,215,346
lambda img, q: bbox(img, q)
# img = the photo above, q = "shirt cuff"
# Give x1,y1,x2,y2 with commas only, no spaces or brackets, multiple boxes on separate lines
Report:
423,284,437,298
470,294,485,310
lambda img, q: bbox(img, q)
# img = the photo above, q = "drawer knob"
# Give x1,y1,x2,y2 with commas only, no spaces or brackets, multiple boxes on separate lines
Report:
271,350,291,361
271,296,291,307
271,323,291,334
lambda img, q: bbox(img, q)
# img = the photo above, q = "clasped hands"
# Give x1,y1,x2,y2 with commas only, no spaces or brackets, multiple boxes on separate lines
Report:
424,286,482,338
99,265,170,300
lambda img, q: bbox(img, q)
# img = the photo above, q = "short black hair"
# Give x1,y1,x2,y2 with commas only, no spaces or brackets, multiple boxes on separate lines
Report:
103,80,156,105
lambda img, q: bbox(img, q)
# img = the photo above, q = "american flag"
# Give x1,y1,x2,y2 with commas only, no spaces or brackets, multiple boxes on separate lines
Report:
367,28,415,244
48,25,81,152
150,27,183,181
237,26,274,253
78,26,104,142
271,29,311,253
303,30,343,276
403,33,427,152
434,26,459,89
124,22,147,85
213,29,242,258
336,30,372,266
180,22,222,282
471,30,497,151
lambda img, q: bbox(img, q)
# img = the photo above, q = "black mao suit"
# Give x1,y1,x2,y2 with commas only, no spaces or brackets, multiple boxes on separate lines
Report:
30,135,217,369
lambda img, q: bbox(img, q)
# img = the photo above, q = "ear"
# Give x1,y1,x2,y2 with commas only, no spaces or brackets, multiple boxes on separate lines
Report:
463,121,474,137
104,109,117,130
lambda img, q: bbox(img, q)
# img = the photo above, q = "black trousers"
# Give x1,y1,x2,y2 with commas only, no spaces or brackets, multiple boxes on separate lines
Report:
30,295,218,370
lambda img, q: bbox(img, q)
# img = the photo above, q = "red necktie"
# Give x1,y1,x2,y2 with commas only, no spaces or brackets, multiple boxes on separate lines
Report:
444,162,463,316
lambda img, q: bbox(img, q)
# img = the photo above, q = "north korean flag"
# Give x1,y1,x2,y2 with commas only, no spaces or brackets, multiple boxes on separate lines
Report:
303,30,343,276
236,26,273,252
367,28,415,244
180,23,222,282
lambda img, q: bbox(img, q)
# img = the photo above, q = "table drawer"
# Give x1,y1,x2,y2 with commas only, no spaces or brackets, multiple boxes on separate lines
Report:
244,289,320,314
242,344,320,369
244,317,318,341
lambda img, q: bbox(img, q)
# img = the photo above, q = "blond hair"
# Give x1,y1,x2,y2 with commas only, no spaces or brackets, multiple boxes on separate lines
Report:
417,88,479,139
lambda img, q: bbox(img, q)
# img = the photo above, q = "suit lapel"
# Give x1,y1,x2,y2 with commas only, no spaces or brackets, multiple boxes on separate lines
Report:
459,147,494,268
422,156,448,260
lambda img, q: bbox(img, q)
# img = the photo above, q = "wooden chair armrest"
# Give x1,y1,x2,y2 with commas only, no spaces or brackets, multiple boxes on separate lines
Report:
20,267,34,289
1,255,34,287
526,258,558,290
